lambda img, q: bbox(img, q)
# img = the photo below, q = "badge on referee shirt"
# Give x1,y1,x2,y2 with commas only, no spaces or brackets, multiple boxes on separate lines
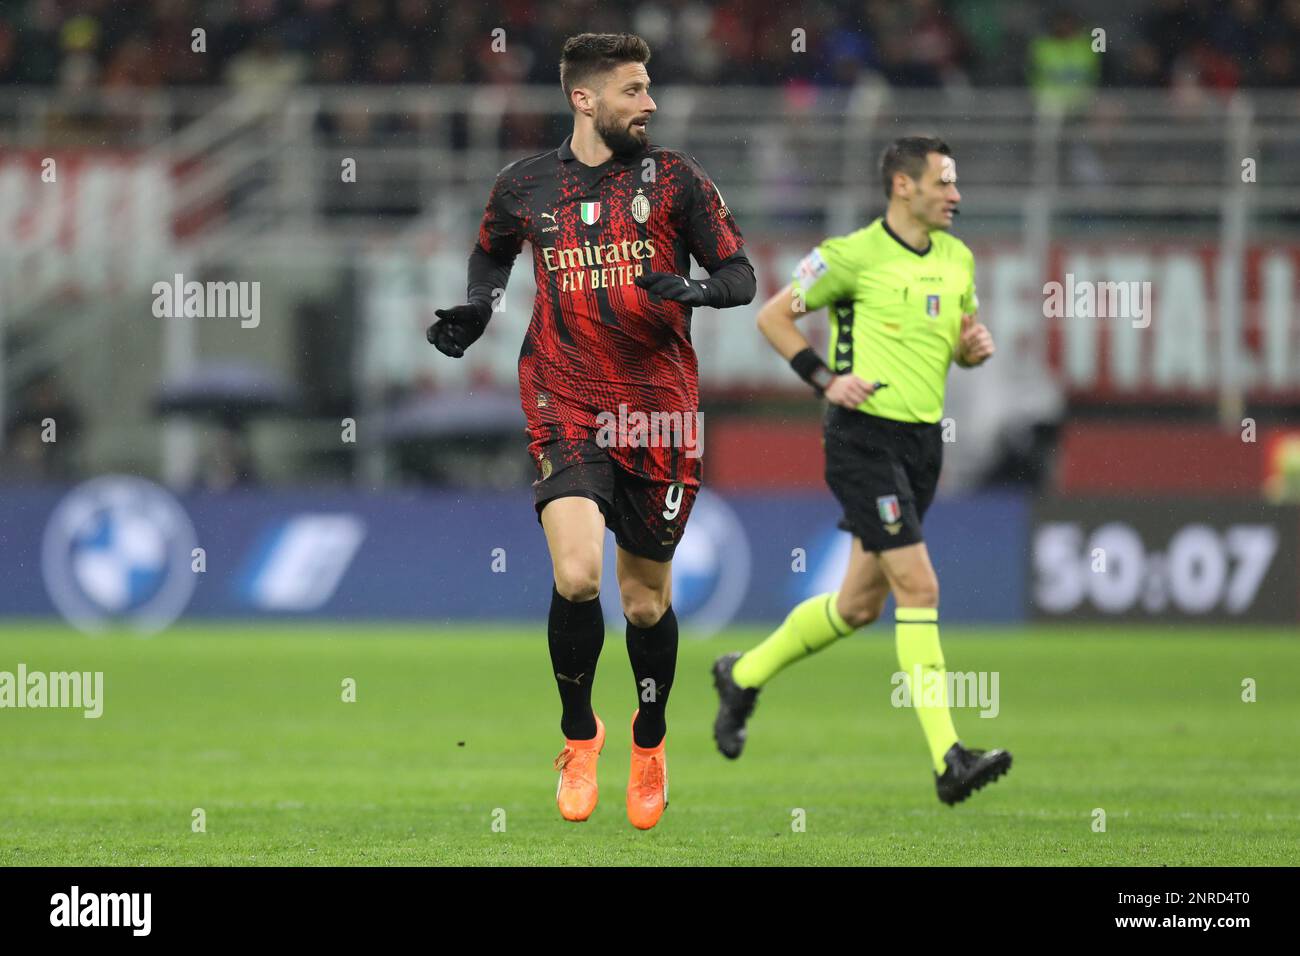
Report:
926,294,941,318
877,495,903,535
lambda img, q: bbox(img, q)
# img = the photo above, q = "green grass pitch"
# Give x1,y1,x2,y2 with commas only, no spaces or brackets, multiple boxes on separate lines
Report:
1,623,1296,866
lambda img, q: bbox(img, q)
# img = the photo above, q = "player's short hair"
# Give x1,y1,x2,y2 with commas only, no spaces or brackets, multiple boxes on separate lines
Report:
559,33,652,112
880,136,952,199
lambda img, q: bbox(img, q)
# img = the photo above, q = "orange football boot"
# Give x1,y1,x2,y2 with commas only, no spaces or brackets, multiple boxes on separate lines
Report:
626,710,668,830
554,714,605,822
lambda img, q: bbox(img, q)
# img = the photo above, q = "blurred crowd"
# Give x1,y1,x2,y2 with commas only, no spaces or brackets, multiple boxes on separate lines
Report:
0,0,1297,95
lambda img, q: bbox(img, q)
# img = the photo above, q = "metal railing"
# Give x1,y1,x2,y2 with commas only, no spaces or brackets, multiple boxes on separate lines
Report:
4,85,1299,232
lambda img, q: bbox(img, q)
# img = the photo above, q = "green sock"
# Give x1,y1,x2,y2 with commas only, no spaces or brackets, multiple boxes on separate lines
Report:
895,607,959,774
732,593,854,689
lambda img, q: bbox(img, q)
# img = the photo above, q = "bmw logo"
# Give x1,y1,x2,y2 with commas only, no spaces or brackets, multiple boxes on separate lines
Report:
41,476,199,635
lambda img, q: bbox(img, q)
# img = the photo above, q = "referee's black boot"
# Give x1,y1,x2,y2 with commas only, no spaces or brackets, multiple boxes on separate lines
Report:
935,742,1012,805
711,652,760,759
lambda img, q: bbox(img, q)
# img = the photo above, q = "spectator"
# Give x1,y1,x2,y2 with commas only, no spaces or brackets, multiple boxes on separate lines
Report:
1206,0,1264,65
103,34,164,89
1254,39,1297,88
2,370,81,482
1028,9,1101,114
224,35,305,91
58,14,101,92
0,0,1292,94
0,18,18,84
1140,0,1208,83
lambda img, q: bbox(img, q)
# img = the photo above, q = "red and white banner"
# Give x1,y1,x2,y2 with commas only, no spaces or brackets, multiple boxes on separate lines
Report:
0,150,176,307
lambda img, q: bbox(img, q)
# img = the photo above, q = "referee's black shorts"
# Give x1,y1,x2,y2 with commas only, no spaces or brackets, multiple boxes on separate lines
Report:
823,405,943,553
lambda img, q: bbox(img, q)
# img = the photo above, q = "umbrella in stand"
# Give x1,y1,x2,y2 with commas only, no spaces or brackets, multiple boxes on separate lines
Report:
153,362,300,489
153,362,300,426
376,390,531,489
375,390,525,444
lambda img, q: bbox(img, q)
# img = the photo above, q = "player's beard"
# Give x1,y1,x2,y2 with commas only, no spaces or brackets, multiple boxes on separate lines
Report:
594,105,645,159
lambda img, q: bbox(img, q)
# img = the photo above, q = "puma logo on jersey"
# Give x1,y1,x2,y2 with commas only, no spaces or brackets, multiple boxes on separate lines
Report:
540,211,558,234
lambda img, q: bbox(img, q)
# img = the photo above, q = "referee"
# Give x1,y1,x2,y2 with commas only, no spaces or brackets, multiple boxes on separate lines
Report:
711,136,1012,806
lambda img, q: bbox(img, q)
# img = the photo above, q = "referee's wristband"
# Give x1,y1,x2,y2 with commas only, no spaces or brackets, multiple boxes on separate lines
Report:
789,348,836,395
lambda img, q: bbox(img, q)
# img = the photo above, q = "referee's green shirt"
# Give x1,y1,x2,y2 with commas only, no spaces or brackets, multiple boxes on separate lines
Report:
790,217,978,424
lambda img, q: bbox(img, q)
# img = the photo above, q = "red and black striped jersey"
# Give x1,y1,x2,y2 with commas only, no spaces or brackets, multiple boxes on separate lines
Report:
472,134,746,487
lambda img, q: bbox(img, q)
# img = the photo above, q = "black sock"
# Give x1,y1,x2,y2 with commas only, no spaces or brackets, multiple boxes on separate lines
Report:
626,605,678,748
548,585,604,740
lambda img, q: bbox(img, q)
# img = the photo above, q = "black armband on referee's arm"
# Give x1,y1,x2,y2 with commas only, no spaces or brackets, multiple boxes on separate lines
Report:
790,347,836,395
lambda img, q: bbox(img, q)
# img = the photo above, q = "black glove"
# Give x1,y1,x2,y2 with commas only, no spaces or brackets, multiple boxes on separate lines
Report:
426,302,491,358
634,271,714,307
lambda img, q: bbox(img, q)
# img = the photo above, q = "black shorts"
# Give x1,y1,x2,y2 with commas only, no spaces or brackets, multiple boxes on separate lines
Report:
823,406,943,553
531,438,697,562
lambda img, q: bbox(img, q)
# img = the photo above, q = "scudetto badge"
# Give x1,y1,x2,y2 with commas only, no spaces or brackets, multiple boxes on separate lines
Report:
632,191,650,223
